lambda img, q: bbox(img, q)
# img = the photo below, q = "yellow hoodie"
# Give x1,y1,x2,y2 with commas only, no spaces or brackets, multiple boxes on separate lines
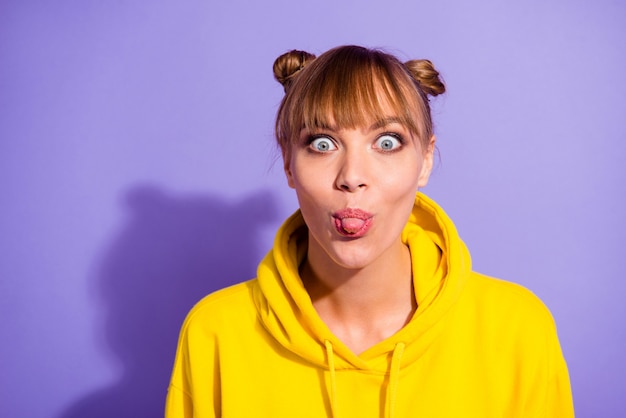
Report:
165,193,574,417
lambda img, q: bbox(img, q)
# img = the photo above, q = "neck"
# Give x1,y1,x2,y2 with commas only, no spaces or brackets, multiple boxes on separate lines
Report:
300,239,416,352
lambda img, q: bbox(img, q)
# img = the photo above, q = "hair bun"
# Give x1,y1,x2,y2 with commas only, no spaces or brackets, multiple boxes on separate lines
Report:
273,50,316,92
404,59,446,97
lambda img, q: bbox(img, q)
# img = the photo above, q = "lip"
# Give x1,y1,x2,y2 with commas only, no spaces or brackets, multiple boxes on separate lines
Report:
332,208,373,238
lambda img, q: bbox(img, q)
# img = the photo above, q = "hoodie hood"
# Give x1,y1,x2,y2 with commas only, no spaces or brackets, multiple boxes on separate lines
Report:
252,192,471,372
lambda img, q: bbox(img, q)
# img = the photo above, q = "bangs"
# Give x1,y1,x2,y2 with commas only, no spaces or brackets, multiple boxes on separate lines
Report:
277,47,427,150
302,62,419,134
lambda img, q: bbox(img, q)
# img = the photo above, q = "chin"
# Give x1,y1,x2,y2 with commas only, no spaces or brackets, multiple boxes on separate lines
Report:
327,243,385,270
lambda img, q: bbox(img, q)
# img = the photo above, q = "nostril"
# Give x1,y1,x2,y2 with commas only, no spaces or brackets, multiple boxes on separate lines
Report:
338,183,366,191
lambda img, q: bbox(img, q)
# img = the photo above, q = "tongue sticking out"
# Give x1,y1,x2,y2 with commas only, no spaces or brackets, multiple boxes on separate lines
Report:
340,217,366,234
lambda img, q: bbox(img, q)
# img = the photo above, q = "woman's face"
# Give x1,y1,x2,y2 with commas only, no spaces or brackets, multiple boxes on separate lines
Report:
285,107,434,272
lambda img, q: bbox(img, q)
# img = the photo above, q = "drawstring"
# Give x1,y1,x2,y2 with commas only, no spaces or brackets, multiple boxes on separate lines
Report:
386,342,405,418
324,340,405,418
325,340,338,417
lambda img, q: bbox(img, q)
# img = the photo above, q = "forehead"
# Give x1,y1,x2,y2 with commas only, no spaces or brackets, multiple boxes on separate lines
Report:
299,77,420,135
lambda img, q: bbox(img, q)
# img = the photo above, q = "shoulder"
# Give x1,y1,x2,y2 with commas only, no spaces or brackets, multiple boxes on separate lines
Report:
462,272,557,332
181,279,259,337
467,272,551,310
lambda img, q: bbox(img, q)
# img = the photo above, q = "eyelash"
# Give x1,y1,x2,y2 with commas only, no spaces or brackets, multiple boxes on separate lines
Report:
376,132,405,152
305,134,332,144
303,132,406,153
305,135,336,153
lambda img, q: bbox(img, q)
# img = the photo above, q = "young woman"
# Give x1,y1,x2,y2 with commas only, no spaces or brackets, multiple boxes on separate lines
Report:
165,45,574,417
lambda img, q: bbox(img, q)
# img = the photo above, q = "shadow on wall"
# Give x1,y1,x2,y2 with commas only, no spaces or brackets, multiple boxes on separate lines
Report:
60,185,279,418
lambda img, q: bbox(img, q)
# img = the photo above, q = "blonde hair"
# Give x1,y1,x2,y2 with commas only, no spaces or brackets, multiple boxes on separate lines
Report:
273,45,445,158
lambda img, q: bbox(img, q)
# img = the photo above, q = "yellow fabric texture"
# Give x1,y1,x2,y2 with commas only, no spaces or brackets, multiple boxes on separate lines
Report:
165,193,574,417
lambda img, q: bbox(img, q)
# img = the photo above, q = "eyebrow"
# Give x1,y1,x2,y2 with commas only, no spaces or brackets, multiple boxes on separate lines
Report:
369,117,406,131
299,116,407,135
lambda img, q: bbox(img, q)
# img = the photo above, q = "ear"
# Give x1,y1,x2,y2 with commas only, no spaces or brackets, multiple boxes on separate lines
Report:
417,135,436,188
284,156,296,189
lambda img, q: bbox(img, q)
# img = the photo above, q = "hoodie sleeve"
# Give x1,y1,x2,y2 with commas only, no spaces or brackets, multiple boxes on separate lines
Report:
542,330,575,417
520,297,574,418
165,305,221,418
165,384,194,418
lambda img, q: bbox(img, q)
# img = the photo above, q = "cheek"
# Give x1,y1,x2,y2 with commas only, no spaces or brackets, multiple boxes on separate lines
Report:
289,156,334,195
381,160,423,194
289,167,325,207
293,178,328,208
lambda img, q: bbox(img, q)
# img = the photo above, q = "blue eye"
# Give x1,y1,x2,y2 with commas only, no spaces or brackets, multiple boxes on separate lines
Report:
375,134,402,151
310,136,337,152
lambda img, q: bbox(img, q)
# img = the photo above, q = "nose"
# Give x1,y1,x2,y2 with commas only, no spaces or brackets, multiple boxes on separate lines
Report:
335,150,368,192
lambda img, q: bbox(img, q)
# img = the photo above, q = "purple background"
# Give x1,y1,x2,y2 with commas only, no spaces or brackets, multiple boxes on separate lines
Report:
1,1,624,417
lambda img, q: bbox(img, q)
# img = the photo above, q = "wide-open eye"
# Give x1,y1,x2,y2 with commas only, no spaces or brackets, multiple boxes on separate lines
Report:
375,134,402,151
309,136,337,152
